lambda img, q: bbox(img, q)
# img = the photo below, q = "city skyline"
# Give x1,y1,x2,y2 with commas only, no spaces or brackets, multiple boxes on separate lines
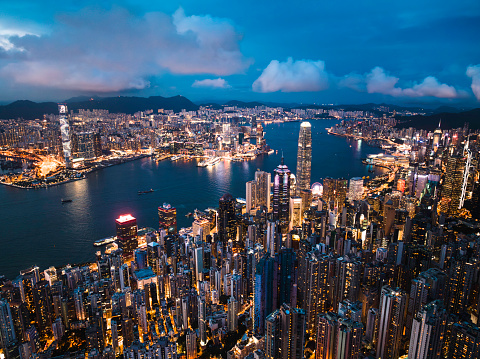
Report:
0,1,479,106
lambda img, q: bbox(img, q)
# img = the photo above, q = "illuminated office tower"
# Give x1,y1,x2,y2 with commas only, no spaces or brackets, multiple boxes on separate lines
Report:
408,300,447,359
289,196,303,230
246,180,257,213
273,158,291,233
0,300,16,347
377,286,407,359
447,322,480,359
71,132,96,160
348,177,364,202
247,171,272,214
296,122,312,194
158,203,177,234
58,104,72,167
255,170,271,210
432,122,442,149
322,177,335,205
254,254,274,335
218,193,237,245
335,178,348,212
440,155,465,216
116,214,138,258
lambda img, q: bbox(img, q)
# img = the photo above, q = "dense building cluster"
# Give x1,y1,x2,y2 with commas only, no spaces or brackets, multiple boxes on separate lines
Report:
2,113,480,359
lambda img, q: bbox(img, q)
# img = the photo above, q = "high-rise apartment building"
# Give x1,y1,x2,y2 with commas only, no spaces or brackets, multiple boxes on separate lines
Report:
408,300,447,359
296,122,312,194
377,286,407,359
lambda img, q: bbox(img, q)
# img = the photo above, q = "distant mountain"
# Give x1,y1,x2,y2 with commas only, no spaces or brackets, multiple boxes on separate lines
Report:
0,95,199,120
223,100,266,108
395,108,480,131
0,100,58,120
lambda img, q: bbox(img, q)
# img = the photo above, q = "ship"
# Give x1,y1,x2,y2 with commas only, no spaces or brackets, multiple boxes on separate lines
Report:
138,189,154,195
94,235,116,247
185,212,193,217
61,199,73,203
170,155,183,161
267,149,274,155
198,157,222,167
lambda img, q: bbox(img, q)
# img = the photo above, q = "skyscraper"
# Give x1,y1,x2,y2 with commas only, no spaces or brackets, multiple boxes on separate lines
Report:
348,177,364,202
273,158,291,233
377,286,407,359
440,155,465,216
0,300,16,348
408,300,447,359
58,104,71,167
296,122,312,194
447,321,480,359
116,214,138,258
218,193,237,245
255,170,271,210
279,303,306,359
158,203,177,234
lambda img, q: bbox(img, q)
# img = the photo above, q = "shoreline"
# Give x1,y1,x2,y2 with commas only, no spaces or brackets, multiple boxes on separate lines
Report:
0,154,150,190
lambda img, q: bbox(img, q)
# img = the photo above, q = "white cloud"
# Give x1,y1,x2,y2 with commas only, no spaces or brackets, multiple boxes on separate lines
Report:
252,58,329,93
363,67,462,99
0,7,251,92
192,78,230,88
467,65,480,101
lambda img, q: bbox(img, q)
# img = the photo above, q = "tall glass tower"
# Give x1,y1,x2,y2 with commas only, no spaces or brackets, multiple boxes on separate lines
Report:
58,104,71,167
296,122,312,194
273,158,291,233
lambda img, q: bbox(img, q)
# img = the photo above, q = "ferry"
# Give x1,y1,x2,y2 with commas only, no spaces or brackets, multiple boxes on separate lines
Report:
170,155,183,161
138,189,154,195
198,157,222,167
94,235,116,247
267,149,274,155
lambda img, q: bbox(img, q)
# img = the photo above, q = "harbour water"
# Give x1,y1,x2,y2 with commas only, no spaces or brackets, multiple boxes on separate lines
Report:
0,120,386,278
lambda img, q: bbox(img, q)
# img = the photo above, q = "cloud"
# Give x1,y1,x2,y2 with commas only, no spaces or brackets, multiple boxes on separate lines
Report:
0,7,251,92
192,78,230,89
467,65,480,101
252,58,329,93
363,67,462,98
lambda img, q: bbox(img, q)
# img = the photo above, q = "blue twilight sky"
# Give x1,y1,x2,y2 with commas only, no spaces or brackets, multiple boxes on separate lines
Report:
0,0,479,106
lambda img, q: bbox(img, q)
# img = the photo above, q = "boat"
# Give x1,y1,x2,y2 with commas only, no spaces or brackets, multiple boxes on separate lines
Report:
267,149,274,155
61,199,73,203
185,212,193,217
198,157,221,167
138,189,154,195
170,155,183,161
94,235,117,247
